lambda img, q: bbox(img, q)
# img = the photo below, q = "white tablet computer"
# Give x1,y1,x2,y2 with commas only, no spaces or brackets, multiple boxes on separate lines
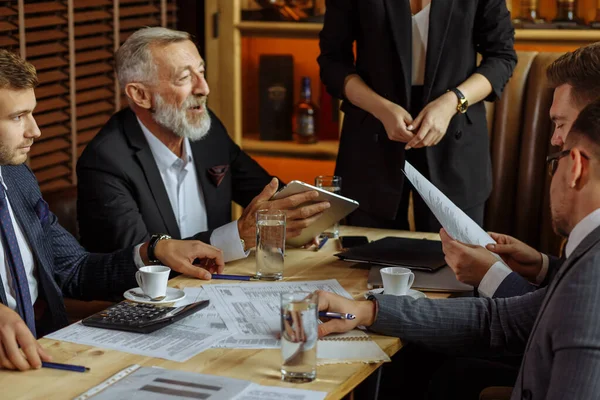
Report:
271,180,359,247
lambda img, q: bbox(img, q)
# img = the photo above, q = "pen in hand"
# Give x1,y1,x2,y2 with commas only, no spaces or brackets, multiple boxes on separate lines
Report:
316,236,328,251
319,311,355,320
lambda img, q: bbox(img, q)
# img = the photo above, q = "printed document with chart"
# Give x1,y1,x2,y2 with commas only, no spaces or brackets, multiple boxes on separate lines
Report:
403,161,496,247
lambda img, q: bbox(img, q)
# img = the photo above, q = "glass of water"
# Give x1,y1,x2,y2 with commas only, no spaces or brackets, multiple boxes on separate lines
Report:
256,209,286,280
314,175,342,238
280,291,318,383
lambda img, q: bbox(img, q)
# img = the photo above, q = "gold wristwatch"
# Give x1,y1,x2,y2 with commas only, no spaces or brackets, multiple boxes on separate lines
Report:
448,88,468,114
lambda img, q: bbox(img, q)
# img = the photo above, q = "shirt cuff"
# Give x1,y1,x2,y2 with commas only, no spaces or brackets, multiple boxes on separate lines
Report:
535,253,549,285
478,261,513,298
133,243,145,269
210,220,250,263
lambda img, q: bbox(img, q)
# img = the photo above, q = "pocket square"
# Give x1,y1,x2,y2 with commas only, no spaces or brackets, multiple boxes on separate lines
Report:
207,164,229,187
35,198,49,225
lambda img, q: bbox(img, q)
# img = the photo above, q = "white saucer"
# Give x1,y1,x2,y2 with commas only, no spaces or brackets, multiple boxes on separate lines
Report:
365,288,426,300
124,287,186,304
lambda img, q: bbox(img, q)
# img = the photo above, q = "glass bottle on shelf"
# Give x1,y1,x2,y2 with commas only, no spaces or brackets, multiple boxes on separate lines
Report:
553,0,584,26
592,0,600,28
293,76,318,144
513,0,546,26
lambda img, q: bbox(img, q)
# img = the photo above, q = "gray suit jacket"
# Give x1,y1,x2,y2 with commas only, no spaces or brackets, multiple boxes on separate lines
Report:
371,225,600,400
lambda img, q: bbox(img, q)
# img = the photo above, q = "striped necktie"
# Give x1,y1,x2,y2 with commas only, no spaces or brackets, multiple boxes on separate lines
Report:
0,185,36,336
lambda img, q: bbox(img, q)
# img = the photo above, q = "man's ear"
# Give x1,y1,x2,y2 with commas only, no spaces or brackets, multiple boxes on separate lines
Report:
569,149,584,188
125,83,152,109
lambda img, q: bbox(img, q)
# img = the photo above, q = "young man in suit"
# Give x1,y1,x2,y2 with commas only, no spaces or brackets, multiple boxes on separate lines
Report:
317,97,600,398
0,49,225,371
445,42,600,299
77,27,329,261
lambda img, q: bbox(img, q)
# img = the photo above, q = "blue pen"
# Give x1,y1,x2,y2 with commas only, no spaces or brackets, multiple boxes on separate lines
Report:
42,361,89,373
211,274,255,281
317,236,329,250
319,311,356,320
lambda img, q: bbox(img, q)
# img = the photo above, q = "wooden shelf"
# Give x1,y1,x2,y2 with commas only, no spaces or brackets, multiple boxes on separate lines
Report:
237,21,600,42
242,136,339,160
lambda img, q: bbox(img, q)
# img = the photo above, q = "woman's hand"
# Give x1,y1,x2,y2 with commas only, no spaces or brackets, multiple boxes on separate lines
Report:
376,102,415,143
405,91,458,149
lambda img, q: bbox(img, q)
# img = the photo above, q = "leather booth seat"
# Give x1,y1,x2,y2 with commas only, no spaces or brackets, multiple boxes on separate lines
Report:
484,51,563,256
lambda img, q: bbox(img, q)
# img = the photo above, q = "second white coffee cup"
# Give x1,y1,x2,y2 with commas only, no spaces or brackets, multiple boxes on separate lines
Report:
380,267,415,296
135,265,170,299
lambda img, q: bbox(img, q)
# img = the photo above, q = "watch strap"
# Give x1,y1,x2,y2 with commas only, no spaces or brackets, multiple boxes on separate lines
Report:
448,88,468,113
148,234,171,264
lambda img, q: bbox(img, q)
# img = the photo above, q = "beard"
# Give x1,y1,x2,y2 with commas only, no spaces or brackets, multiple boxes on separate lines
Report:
550,192,570,238
0,140,33,165
152,93,212,141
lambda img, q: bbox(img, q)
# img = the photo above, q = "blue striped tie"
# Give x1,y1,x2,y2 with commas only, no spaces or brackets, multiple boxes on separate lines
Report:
0,185,36,336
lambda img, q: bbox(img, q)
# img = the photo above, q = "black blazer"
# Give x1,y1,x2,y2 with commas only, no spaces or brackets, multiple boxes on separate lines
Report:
77,108,273,253
0,165,137,336
318,0,517,220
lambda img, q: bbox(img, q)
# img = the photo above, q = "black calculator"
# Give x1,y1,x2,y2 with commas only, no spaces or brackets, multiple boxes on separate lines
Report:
82,300,210,334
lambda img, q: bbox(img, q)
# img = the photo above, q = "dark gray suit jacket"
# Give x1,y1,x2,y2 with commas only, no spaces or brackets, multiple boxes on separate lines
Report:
0,165,137,336
370,225,600,399
493,256,562,298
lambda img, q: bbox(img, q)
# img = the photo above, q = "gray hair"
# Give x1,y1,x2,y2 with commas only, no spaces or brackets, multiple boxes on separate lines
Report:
115,27,190,87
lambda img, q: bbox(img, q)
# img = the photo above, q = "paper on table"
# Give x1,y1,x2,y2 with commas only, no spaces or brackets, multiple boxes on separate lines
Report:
403,161,496,248
317,330,390,365
204,279,351,348
47,288,232,362
234,384,327,400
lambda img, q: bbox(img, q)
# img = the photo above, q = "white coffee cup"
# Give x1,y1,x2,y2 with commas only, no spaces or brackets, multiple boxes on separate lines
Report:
135,265,170,299
380,267,415,296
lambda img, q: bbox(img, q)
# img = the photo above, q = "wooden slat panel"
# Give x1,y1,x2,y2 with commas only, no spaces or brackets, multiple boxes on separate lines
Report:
39,179,71,192
37,70,69,84
73,10,111,23
25,15,67,29
77,144,86,157
35,83,68,99
75,36,111,51
24,2,66,14
74,23,112,36
25,29,67,43
77,101,113,117
34,165,71,182
40,125,70,140
77,114,110,131
29,151,70,170
75,62,112,78
0,6,17,17
76,75,113,91
36,97,70,114
0,21,18,32
119,5,160,17
29,138,70,157
27,42,68,58
76,88,113,104
78,129,100,144
74,0,112,7
120,17,160,30
30,56,68,71
75,49,112,64
35,111,70,127
0,36,19,47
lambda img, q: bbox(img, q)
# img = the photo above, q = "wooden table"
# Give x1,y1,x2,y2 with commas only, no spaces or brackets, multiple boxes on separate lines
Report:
1,227,445,400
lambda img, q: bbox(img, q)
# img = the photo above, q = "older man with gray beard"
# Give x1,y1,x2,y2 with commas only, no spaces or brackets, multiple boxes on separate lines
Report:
76,27,330,272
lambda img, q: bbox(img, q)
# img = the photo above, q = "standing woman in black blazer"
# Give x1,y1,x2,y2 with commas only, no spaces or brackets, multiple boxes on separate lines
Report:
318,0,517,232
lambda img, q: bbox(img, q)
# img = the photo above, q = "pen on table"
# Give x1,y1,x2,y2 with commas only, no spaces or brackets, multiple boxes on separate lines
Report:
211,274,256,281
42,361,89,373
319,311,356,320
316,236,328,251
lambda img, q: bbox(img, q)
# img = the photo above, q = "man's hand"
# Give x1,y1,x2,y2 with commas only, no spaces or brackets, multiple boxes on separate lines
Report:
149,239,224,280
440,229,497,286
486,232,543,283
237,178,330,247
376,102,415,143
405,91,457,149
316,291,376,338
0,304,52,371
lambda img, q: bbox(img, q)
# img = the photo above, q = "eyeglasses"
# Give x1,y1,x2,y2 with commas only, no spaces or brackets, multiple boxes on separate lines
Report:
546,148,590,177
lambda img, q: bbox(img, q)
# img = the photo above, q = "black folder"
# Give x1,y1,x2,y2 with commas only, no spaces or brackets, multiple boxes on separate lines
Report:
335,236,447,272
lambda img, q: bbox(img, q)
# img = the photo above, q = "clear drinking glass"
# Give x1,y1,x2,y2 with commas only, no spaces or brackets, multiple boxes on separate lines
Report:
256,209,286,280
280,291,318,383
314,175,342,238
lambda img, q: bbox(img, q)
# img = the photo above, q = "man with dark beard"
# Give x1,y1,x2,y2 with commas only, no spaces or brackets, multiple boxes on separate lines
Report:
77,28,330,268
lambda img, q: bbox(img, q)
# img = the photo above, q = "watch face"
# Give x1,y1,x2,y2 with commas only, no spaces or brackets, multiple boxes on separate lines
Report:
458,100,468,113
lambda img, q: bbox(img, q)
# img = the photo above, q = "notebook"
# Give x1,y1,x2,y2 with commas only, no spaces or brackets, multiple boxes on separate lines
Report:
335,237,447,272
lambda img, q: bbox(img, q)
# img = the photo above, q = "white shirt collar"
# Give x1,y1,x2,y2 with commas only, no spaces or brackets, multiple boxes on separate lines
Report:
0,167,7,191
137,117,193,172
566,208,600,257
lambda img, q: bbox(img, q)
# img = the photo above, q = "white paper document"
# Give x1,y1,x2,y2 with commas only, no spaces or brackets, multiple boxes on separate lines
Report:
403,161,496,247
46,288,231,362
204,279,351,349
235,384,327,400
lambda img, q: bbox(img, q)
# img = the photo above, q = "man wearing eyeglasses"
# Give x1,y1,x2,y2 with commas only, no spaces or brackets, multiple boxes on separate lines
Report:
318,97,600,400
443,42,600,299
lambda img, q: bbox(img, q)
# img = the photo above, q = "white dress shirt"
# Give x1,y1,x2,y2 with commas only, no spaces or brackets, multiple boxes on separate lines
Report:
138,119,248,263
0,167,38,311
412,4,431,86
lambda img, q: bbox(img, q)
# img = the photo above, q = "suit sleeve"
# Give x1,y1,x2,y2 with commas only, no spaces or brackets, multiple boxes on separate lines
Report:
370,288,545,356
473,0,517,101
317,0,357,100
493,272,538,298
